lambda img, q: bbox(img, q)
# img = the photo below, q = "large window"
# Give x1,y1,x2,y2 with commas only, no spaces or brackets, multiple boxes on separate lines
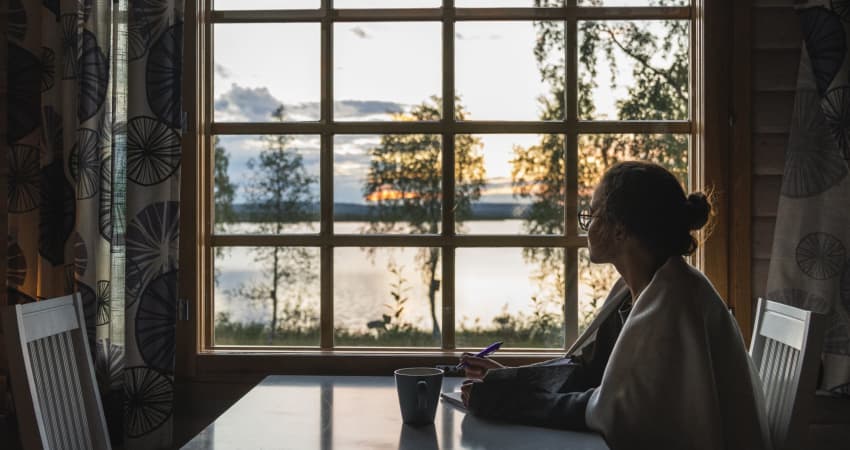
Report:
199,0,693,354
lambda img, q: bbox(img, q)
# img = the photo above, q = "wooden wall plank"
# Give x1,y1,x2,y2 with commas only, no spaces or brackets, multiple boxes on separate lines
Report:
752,257,771,300
0,0,8,371
753,133,787,175
752,0,794,7
752,217,776,260
697,0,734,315
753,91,795,133
751,3,797,323
730,0,753,340
752,49,800,92
752,7,801,50
753,175,782,217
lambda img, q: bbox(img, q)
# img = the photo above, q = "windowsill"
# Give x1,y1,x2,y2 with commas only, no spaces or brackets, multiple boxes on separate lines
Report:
203,347,567,354
186,350,563,380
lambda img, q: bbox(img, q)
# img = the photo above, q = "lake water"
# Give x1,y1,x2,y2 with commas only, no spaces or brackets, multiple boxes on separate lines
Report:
213,220,615,334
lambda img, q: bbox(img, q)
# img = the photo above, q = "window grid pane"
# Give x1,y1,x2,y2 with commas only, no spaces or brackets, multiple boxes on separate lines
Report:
205,3,693,350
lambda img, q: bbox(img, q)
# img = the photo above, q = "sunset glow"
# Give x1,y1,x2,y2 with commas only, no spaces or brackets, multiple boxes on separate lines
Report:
365,185,421,202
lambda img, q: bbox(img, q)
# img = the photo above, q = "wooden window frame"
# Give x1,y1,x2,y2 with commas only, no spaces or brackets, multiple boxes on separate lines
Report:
177,0,750,380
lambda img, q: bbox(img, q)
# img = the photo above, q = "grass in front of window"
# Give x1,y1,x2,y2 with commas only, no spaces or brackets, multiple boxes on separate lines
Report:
213,308,566,348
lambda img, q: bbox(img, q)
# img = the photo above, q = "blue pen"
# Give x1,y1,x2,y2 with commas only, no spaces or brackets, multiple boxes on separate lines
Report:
456,341,503,370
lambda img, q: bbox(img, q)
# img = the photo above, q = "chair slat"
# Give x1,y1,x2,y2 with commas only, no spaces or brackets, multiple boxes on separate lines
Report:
27,340,51,448
769,343,790,439
778,346,794,442
763,340,781,416
777,349,800,445
751,298,825,450
49,334,72,450
43,337,64,450
47,333,77,450
62,331,94,449
31,338,61,450
5,294,110,450
59,331,88,450
757,338,770,383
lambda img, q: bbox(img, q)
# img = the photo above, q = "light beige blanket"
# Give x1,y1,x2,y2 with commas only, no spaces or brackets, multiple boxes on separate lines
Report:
585,256,772,450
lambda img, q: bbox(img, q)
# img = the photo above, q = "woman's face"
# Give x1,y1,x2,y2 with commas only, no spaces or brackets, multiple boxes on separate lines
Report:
586,186,616,264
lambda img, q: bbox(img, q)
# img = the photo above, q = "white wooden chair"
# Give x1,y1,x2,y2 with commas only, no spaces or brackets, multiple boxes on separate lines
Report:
750,297,826,450
1,294,111,450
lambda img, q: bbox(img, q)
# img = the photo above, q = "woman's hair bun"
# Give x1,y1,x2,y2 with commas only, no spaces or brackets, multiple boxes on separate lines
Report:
686,192,711,230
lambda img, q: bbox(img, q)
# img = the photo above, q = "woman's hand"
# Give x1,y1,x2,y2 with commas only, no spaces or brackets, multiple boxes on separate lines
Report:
460,353,505,379
460,378,483,408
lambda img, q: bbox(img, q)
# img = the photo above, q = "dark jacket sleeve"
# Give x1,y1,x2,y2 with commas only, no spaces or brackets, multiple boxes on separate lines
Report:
468,379,597,430
466,293,628,430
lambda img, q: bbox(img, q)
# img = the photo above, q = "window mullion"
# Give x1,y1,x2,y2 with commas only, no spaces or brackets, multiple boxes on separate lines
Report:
203,0,216,351
209,7,691,23
566,3,579,349
320,0,334,349
565,247,579,349
441,0,456,351
211,121,691,135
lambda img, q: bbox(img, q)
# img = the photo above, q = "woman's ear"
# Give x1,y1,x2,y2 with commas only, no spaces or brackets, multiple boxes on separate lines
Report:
613,222,628,242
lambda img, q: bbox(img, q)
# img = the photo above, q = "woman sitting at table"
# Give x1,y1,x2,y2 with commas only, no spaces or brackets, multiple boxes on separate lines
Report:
459,161,771,450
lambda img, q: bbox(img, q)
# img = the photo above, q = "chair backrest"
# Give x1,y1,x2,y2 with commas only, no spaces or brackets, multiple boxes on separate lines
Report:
1,294,111,450
749,297,825,450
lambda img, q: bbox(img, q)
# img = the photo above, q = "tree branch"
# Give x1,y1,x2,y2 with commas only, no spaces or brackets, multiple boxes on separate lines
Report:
601,26,687,106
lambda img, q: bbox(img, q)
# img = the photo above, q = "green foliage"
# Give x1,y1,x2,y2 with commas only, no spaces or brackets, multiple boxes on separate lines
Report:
458,301,563,348
231,105,319,344
363,96,486,231
247,106,317,227
509,1,692,322
365,262,419,338
216,255,566,349
216,303,565,348
213,136,237,226
215,311,320,346
362,96,487,340
213,136,237,285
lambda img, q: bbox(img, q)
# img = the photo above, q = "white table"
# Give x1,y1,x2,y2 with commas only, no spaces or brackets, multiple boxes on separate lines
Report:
182,375,609,450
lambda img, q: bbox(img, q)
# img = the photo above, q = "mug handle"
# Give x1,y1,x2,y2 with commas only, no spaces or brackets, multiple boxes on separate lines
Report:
416,380,428,411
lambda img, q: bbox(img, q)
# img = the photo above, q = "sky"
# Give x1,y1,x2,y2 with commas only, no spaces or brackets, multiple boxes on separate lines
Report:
212,11,682,204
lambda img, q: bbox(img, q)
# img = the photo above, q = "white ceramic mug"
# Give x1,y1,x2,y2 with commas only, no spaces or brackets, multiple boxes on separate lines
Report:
394,367,444,426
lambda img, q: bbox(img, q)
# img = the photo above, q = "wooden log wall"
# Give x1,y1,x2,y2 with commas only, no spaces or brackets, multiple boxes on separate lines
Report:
750,0,800,304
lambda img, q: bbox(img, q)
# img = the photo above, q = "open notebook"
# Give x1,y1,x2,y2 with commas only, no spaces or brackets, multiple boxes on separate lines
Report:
440,391,466,410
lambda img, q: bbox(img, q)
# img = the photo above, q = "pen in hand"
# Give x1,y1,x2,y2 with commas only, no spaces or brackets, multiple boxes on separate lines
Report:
456,341,503,370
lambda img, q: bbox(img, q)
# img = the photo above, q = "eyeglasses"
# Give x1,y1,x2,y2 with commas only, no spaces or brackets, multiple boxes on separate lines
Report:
578,208,596,232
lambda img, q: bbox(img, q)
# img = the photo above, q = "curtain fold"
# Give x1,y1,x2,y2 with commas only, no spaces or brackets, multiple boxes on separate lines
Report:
6,0,183,446
766,3,850,397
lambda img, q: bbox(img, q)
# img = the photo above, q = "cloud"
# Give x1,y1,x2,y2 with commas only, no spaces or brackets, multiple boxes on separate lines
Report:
262,99,406,121
214,84,283,122
350,26,371,39
334,151,370,167
455,32,503,41
215,63,231,79
213,85,407,122
334,100,404,119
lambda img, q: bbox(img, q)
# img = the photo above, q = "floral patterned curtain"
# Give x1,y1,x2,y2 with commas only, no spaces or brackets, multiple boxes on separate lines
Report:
766,3,850,397
6,0,182,446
